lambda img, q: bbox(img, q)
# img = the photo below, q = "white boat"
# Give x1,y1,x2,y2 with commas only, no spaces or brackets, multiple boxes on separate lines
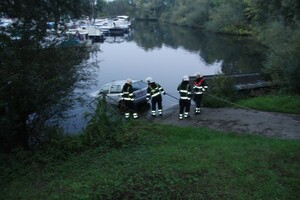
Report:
92,17,131,36
93,23,111,35
86,26,104,42
65,26,89,44
65,23,106,43
0,18,14,27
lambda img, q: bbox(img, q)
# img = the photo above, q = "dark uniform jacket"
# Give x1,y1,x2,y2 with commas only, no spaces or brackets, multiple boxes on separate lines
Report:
122,83,134,101
193,77,208,95
177,81,192,100
147,82,165,100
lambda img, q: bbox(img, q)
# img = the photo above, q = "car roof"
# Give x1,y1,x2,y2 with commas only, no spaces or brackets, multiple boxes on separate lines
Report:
89,79,146,97
109,80,143,85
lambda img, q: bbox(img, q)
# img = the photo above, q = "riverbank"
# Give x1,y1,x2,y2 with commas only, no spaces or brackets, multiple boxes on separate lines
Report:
145,105,300,140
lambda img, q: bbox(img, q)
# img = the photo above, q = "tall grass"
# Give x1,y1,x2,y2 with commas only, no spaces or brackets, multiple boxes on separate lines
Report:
1,123,299,199
237,95,300,114
202,74,300,114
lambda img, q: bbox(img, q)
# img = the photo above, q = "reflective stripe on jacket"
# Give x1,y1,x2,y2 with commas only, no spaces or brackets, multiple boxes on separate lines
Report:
122,83,134,101
147,82,164,99
193,78,208,95
177,81,192,100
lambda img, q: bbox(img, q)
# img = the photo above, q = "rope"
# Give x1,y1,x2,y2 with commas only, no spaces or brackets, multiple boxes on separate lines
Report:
166,91,257,112
205,92,258,112
165,92,196,105
165,92,179,100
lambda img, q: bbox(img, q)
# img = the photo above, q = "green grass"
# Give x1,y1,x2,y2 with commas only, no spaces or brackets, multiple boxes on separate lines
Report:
1,123,299,199
236,95,300,114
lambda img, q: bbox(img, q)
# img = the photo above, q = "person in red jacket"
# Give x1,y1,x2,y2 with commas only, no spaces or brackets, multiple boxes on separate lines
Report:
193,72,208,115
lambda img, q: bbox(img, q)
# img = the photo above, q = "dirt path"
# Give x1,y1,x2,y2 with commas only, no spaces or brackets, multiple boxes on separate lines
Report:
146,106,300,140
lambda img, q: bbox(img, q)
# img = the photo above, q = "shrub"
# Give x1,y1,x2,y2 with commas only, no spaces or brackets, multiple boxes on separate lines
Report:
257,21,300,93
84,97,139,149
203,74,237,107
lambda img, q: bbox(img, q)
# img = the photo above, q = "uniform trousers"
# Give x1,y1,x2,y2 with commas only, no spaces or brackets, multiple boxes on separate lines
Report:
194,94,203,108
179,99,191,114
151,95,162,111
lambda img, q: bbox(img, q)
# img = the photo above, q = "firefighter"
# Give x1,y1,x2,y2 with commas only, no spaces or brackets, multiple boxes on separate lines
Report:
121,79,138,119
193,72,208,115
145,77,165,117
177,75,192,120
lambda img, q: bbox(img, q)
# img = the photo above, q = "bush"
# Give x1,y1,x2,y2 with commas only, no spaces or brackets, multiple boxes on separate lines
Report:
203,74,237,107
257,21,300,93
84,98,140,149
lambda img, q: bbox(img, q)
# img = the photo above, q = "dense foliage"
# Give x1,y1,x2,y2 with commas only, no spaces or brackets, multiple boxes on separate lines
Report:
203,75,237,107
0,0,96,151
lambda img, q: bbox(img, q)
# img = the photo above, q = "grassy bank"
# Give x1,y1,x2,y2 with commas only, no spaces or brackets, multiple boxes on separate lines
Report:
236,95,300,114
1,122,299,199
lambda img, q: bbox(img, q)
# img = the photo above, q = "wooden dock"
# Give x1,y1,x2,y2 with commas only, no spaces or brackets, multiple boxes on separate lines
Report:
190,73,276,91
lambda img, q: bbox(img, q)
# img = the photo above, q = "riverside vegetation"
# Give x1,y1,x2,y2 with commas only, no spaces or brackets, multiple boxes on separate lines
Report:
1,1,300,198
1,95,300,199
1,0,299,150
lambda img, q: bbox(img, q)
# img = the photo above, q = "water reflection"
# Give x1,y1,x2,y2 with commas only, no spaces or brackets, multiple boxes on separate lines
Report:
130,21,266,74
63,21,266,133
105,36,126,43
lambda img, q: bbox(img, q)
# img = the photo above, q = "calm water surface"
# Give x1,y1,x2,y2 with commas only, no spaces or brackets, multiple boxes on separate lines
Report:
63,21,265,133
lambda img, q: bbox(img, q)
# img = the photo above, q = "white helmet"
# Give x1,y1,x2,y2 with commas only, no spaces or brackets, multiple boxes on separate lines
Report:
126,78,132,84
195,72,202,77
145,77,153,83
183,75,189,81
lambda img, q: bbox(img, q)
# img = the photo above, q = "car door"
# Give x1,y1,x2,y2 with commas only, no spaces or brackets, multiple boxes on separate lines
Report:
107,83,123,105
97,83,114,104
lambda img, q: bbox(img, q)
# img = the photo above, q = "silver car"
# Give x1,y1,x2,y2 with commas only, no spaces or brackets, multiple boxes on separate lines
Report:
93,80,148,106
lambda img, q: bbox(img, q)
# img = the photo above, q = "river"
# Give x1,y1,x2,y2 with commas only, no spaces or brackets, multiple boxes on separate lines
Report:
62,21,266,133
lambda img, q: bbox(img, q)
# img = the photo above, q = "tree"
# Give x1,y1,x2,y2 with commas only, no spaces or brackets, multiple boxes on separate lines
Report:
259,21,300,93
103,0,133,17
95,0,106,18
243,0,300,27
205,0,249,34
132,0,170,20
0,0,94,151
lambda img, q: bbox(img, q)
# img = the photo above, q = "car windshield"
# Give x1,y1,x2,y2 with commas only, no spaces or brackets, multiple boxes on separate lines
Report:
99,84,110,94
110,84,122,93
132,81,147,91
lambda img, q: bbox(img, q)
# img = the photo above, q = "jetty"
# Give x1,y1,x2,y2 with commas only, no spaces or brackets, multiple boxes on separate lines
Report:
190,73,276,91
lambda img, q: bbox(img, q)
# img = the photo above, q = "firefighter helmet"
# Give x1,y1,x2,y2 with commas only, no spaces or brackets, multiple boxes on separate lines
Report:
145,77,153,83
126,79,132,84
183,75,189,81
195,72,202,77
